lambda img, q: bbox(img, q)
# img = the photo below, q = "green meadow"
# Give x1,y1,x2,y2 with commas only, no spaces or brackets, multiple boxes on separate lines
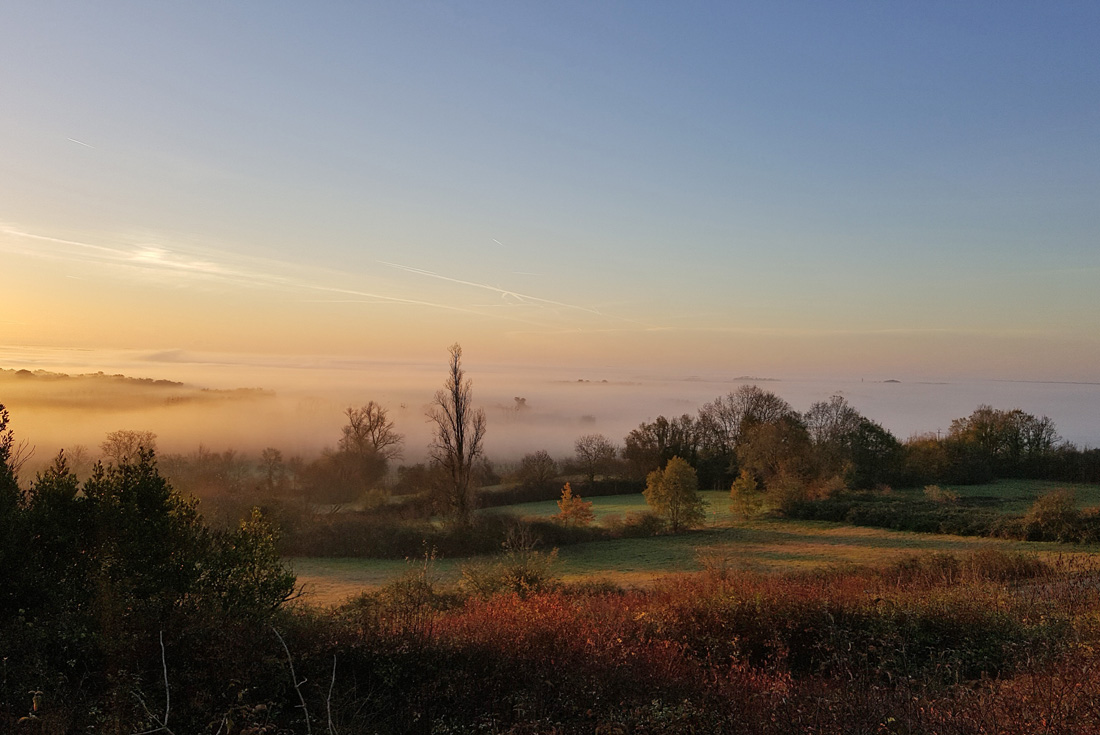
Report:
291,480,1100,606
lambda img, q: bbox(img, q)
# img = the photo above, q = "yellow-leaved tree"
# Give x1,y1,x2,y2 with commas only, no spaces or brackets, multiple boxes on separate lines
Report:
730,469,764,519
644,456,706,533
554,482,594,526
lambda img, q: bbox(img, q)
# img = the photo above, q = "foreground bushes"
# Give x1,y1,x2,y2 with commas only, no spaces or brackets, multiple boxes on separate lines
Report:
0,437,296,733
248,550,1095,734
8,545,1100,733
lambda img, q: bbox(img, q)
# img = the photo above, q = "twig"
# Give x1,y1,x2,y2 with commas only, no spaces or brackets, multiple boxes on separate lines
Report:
273,626,312,735
131,631,174,734
9,438,34,477
327,655,338,735
159,630,170,728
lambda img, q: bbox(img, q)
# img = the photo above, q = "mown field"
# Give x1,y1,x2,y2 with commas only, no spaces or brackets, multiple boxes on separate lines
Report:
291,479,1100,606
885,477,1100,512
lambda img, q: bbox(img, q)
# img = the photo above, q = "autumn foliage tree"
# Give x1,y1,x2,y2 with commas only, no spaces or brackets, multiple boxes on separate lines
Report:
643,456,706,533
554,482,594,526
729,468,764,519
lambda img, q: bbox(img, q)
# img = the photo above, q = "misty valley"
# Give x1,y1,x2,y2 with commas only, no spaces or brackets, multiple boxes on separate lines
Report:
4,349,1100,733
6,1,1098,731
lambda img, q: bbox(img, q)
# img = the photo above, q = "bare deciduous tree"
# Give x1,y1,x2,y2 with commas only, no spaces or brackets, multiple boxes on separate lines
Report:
574,433,616,485
699,385,795,452
340,402,404,460
64,444,92,480
804,394,863,448
427,344,486,525
260,447,285,492
101,429,157,465
516,450,557,487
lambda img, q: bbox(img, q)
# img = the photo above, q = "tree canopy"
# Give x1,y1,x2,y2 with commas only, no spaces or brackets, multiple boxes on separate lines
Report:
643,456,707,533
0,408,296,728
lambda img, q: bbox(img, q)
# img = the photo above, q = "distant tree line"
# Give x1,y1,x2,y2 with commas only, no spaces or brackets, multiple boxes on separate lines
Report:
164,376,1099,546
25,348,1100,555
614,385,1098,494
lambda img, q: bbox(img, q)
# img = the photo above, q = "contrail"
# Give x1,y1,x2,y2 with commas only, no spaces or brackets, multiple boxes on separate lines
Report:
67,138,95,148
0,223,124,257
0,222,543,325
0,221,658,331
380,260,660,329
303,284,550,326
379,260,607,317
0,222,292,287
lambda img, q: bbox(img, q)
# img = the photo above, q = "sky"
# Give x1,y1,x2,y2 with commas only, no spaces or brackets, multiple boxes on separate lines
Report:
2,1,1099,383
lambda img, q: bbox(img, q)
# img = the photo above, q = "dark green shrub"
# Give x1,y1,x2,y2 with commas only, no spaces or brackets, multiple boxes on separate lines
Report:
604,510,667,537
0,441,296,732
1022,489,1082,541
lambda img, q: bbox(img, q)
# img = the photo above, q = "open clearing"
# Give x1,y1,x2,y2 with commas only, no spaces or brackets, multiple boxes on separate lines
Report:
291,490,1098,606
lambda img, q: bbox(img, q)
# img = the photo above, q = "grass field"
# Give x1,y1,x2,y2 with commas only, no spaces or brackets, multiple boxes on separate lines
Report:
291,484,1100,606
484,480,1100,519
479,488,736,523
909,477,1100,511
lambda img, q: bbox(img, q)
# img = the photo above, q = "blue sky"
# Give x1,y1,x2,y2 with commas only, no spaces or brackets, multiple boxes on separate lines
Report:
2,2,1098,380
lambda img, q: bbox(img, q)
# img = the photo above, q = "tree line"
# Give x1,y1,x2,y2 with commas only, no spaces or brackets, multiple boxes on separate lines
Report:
23,346,1100,538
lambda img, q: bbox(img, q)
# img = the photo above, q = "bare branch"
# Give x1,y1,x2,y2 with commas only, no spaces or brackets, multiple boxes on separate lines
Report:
327,655,338,735
340,402,404,460
9,438,34,478
101,429,157,465
273,626,312,735
130,631,174,735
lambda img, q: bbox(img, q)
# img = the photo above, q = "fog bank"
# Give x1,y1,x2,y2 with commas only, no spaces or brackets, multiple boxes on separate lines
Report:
3,347,1099,476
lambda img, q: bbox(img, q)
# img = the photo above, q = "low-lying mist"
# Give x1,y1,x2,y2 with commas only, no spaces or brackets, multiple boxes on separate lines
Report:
3,354,1100,480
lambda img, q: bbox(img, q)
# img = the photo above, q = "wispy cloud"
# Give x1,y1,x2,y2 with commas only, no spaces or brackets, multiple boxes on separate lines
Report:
0,222,297,289
0,221,660,333
0,222,570,327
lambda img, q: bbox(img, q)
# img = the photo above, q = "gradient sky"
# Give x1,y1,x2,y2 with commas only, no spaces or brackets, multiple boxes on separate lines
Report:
3,2,1098,381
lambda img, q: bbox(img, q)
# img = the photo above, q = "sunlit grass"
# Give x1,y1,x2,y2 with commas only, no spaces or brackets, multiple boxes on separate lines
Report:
291,506,1100,606
292,481,1100,606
